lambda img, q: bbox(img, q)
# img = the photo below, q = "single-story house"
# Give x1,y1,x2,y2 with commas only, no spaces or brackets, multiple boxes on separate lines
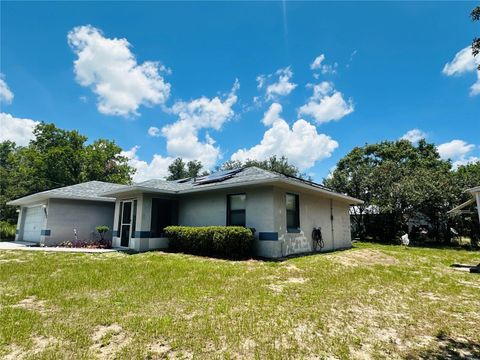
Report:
8,181,127,245
448,185,480,223
101,167,363,258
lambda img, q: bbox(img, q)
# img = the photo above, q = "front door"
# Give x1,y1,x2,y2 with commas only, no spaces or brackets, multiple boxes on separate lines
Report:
120,201,133,247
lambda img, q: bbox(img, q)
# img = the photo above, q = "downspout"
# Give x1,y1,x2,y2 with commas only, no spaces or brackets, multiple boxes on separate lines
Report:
330,199,335,250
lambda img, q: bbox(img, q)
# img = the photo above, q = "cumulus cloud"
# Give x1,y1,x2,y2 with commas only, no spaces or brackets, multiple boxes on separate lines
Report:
310,54,338,74
160,80,239,169
437,139,475,160
121,145,173,182
0,113,39,146
231,103,338,170
298,81,354,124
0,74,14,104
442,46,480,96
68,25,171,117
147,126,160,137
401,129,427,143
257,67,297,101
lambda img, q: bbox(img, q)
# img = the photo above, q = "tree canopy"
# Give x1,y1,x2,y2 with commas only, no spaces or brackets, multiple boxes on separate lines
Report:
1,123,134,223
219,155,307,179
324,139,480,242
166,158,206,180
472,6,480,69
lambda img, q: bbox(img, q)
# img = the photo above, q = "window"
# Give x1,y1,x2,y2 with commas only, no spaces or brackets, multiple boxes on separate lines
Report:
286,193,300,231
227,194,246,226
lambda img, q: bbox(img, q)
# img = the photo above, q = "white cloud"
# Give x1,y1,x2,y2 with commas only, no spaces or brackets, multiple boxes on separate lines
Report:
160,80,239,169
437,139,475,160
452,156,479,169
401,129,427,143
298,81,354,124
121,145,173,182
0,113,39,146
231,103,338,170
0,74,14,104
442,46,480,96
310,54,337,74
257,67,297,101
68,25,171,117
147,126,160,137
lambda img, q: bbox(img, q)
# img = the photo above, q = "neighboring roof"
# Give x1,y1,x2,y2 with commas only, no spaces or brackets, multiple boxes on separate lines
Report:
467,186,480,194
447,198,476,214
102,167,363,205
7,181,129,206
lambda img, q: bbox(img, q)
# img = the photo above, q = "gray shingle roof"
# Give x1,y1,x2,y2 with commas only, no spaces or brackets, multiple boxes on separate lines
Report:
7,181,128,205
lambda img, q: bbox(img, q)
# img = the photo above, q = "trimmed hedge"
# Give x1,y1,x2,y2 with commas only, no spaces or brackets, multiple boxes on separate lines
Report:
164,226,254,259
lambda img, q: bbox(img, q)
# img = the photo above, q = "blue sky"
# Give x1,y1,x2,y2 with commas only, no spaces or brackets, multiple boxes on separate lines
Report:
1,1,479,182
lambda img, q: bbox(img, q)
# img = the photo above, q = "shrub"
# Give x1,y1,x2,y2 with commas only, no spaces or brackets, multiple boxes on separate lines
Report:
164,226,254,259
0,221,16,241
95,225,110,246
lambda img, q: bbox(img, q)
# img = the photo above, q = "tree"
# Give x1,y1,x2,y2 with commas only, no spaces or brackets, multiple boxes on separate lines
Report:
1,122,135,223
219,155,306,178
325,139,456,242
166,158,206,180
472,6,480,70
166,158,188,180
83,139,134,184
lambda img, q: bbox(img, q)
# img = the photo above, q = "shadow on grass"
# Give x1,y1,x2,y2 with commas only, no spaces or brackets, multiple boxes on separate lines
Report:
406,336,480,359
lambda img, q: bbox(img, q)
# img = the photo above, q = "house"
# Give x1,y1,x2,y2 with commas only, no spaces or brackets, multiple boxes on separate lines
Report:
448,186,480,223
102,167,363,258
7,181,128,245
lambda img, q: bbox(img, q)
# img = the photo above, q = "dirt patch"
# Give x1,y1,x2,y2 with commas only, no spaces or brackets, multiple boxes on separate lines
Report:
12,296,48,314
146,340,193,360
3,336,58,359
267,277,308,293
90,324,130,359
329,249,399,267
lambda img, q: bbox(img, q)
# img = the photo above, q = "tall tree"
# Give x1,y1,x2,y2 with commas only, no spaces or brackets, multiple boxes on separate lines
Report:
472,6,480,70
83,139,134,184
167,158,188,180
325,140,455,241
219,155,305,178
166,158,205,180
1,122,135,223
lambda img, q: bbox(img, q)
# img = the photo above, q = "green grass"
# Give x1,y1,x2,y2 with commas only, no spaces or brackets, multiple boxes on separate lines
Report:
0,242,479,359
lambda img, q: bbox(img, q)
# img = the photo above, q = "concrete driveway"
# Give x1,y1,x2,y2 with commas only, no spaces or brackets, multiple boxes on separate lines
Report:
0,241,119,253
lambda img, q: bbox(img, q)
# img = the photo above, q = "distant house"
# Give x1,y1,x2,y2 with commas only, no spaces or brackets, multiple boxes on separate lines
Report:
102,167,363,258
8,181,127,245
448,186,480,223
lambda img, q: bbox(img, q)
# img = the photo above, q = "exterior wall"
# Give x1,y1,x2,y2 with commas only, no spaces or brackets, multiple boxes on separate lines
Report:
42,199,115,246
268,186,352,257
109,185,353,257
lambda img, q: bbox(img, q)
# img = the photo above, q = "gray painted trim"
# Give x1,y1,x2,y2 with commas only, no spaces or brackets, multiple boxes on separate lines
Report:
41,229,51,236
16,229,19,234
113,229,120,237
259,232,278,241
134,231,151,238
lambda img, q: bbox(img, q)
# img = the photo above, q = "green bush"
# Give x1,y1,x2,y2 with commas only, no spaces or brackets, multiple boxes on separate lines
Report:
0,221,16,241
164,226,254,259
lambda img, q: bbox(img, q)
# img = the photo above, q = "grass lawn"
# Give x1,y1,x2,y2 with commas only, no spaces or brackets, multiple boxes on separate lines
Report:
0,242,479,359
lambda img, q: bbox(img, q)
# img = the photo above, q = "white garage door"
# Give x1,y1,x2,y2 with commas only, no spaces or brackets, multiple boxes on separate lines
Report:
22,206,44,243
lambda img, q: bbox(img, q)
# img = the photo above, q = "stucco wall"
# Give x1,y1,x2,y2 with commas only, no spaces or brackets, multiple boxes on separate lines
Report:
270,186,352,257
178,186,275,232
43,199,115,245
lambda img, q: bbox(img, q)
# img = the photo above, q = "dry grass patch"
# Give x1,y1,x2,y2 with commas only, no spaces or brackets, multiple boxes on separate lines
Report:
328,249,399,267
